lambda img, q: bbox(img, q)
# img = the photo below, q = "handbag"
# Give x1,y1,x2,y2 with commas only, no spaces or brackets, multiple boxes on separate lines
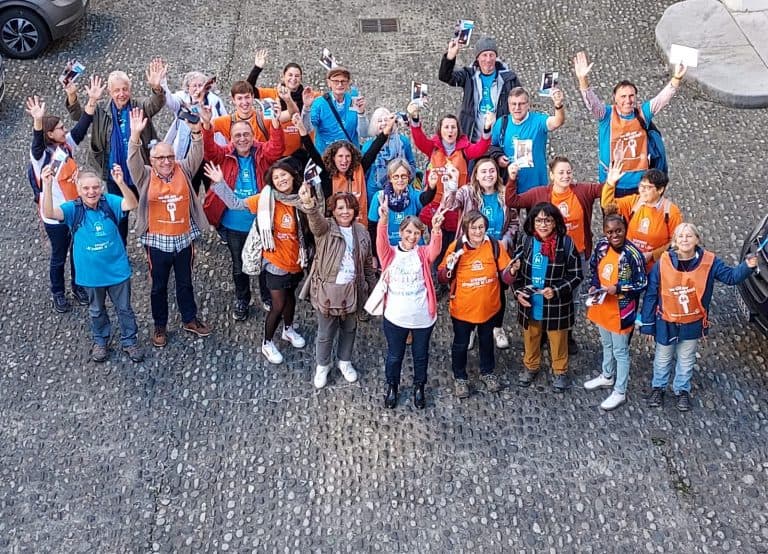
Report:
364,268,390,316
241,218,263,275
315,280,357,317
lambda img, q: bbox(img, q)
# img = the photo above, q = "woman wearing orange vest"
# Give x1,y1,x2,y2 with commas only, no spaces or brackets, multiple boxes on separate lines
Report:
407,101,493,272
209,159,314,365
601,162,683,273
295,113,394,228
437,210,517,399
583,212,647,411
26,78,104,313
640,223,758,412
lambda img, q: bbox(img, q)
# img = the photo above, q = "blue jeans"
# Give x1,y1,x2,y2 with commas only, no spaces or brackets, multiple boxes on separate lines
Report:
597,327,631,394
451,317,495,380
44,222,75,295
651,339,699,394
383,318,435,385
146,245,197,327
86,279,138,347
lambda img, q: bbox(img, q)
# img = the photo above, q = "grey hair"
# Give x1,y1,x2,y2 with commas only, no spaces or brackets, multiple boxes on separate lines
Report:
107,71,131,90
386,158,412,179
182,71,208,91
368,107,391,137
671,222,703,250
76,170,106,192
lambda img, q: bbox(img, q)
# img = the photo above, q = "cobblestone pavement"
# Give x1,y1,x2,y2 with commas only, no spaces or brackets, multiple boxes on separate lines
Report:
1,0,767,552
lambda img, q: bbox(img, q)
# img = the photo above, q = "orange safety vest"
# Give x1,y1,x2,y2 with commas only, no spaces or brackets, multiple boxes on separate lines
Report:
147,165,192,236
587,248,628,334
57,157,79,201
627,197,673,271
658,250,715,325
610,108,648,173
551,188,585,254
427,149,469,204
332,165,368,226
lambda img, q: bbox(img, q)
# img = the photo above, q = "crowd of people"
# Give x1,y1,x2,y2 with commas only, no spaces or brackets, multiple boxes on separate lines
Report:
28,37,759,413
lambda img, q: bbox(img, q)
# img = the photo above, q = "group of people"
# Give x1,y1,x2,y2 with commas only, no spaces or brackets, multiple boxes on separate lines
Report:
28,36,758,413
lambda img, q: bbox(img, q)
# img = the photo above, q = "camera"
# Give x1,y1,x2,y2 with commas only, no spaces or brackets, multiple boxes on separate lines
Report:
178,106,200,124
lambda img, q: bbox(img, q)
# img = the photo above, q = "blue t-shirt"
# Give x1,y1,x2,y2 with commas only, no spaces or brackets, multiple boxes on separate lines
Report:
479,72,496,114
310,92,358,153
481,192,504,240
368,188,425,245
221,155,258,232
491,112,549,193
61,194,131,288
530,239,549,321
597,101,653,192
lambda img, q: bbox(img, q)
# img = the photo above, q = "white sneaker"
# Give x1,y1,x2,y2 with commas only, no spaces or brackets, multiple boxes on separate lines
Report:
282,326,306,348
314,365,331,389
493,327,509,349
338,360,358,383
468,329,476,349
584,374,615,391
261,340,284,364
600,391,627,411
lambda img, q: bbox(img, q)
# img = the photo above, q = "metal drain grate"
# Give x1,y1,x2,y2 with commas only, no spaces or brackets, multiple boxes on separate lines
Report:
360,18,399,33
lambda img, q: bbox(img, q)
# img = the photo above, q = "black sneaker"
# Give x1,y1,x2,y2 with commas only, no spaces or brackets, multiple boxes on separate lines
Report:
552,372,572,393
72,286,90,306
91,343,108,363
676,391,691,412
123,344,144,363
52,293,71,313
233,299,249,321
648,388,665,408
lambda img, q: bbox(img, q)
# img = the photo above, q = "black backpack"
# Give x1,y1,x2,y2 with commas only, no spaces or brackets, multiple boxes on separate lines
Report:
634,108,668,176
71,196,119,234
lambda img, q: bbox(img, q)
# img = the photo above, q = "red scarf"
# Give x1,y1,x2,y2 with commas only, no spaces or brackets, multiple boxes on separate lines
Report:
535,232,557,261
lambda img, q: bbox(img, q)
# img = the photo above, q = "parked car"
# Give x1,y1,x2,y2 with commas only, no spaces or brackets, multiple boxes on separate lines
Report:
0,0,89,59
736,213,768,335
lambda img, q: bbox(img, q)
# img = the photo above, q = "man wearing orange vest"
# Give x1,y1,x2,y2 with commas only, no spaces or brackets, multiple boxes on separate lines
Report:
601,163,683,273
127,108,212,348
640,223,757,412
573,51,686,196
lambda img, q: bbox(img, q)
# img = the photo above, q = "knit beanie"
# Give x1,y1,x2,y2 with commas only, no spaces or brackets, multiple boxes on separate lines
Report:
474,36,498,58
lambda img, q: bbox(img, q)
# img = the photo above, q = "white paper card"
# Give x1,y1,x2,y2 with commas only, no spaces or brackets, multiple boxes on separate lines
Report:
670,44,698,67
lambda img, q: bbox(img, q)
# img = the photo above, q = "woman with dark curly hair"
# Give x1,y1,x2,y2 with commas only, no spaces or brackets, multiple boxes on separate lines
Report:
512,202,583,392
293,113,395,227
208,158,315,365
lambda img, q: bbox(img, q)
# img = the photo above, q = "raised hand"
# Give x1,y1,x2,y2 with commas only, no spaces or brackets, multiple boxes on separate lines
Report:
129,107,147,139
431,207,446,229
85,75,105,102
302,86,315,109
111,164,125,185
672,62,687,80
427,170,439,189
573,51,594,80
446,38,460,60
203,162,224,183
378,195,389,219
406,101,420,120
199,104,213,127
382,113,396,136
291,112,307,135
253,48,268,68
606,159,625,185
298,181,313,204
551,88,564,107
483,110,496,130
146,57,167,90
25,95,45,120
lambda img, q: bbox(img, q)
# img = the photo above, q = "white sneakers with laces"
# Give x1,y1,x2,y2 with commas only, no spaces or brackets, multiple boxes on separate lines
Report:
282,326,306,348
493,327,509,349
584,374,615,391
314,365,331,389
338,360,358,383
261,340,283,364
600,391,627,411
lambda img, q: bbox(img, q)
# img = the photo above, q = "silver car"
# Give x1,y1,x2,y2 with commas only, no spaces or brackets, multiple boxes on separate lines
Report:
0,0,89,59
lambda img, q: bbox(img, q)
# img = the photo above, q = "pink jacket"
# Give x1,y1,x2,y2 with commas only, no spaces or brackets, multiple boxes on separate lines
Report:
377,218,442,318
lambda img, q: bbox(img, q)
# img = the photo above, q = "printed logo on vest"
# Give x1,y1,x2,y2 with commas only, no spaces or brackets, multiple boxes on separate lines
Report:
601,263,614,281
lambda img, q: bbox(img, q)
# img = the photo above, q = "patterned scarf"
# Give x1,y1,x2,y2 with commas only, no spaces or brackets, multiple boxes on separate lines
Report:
535,231,557,261
109,102,133,186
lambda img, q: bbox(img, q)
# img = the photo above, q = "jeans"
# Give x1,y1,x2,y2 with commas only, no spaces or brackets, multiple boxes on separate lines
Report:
43,222,75,295
222,227,252,302
451,317,495,380
383,318,435,385
86,279,138,347
316,312,357,366
597,327,631,394
651,339,699,394
146,245,197,327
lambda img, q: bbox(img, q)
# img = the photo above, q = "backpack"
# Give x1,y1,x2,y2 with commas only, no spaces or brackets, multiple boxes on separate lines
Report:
498,114,511,146
634,108,668,176
72,196,119,235
27,149,53,204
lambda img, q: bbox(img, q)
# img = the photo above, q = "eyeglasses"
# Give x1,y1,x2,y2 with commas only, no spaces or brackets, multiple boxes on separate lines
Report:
329,79,349,85
509,101,529,107
638,184,656,190
151,155,175,162
534,218,555,225
390,174,410,181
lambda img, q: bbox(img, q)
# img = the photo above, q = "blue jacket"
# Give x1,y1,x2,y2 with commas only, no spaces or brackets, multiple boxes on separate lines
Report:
589,237,647,330
361,133,416,203
310,92,359,153
640,247,754,343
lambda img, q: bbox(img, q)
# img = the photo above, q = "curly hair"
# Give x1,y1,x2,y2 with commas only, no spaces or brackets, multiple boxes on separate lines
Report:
322,141,363,179
522,202,568,237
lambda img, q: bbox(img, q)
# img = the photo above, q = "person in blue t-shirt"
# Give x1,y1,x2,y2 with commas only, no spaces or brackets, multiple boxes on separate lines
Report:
41,165,143,364
489,87,565,193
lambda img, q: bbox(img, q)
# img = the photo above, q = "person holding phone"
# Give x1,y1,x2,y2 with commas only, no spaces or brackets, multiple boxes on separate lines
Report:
362,107,417,204
583,212,647,411
438,210,518,398
26,76,105,313
640,223,758,412
512,203,583,392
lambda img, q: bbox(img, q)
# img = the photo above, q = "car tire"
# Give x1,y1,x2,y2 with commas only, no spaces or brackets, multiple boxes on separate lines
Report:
0,8,50,59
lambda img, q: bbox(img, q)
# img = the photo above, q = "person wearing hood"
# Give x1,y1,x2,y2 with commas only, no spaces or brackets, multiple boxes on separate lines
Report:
439,36,521,142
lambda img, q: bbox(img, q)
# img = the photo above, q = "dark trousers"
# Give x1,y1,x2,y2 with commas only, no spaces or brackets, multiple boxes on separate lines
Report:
146,244,197,327
43,222,75,295
491,283,508,328
106,177,135,246
222,227,270,304
451,316,495,380
383,318,435,386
